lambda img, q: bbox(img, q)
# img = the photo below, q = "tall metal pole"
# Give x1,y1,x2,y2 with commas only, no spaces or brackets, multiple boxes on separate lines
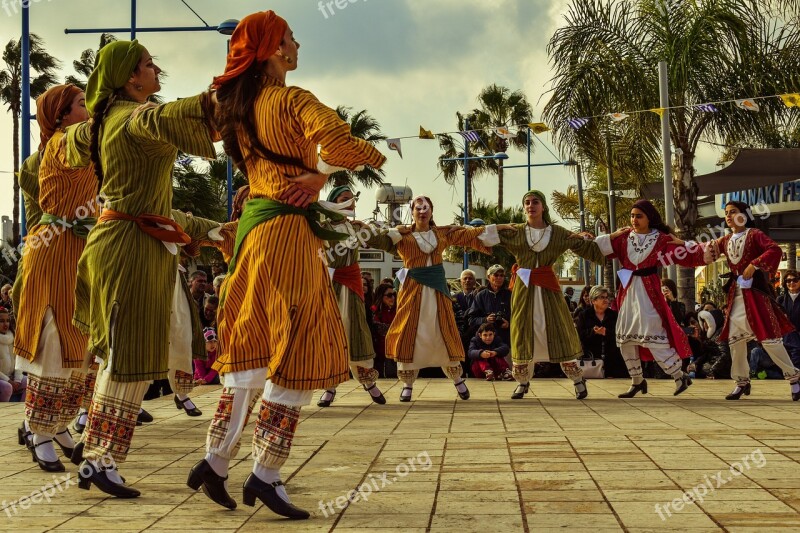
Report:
659,61,676,281
606,134,617,291
20,5,31,238
576,163,589,284
131,0,137,39
526,127,532,191
463,119,471,270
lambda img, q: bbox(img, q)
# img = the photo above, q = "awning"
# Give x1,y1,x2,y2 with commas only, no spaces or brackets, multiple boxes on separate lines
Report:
642,148,800,199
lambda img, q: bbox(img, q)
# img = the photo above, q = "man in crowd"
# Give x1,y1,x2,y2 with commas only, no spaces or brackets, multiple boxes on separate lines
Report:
468,265,512,351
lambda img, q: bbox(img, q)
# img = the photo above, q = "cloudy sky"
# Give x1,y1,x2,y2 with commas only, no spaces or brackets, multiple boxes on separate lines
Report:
0,0,720,228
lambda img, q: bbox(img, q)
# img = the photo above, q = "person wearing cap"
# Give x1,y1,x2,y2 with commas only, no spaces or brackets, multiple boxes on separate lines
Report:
468,264,512,364
494,190,606,400
190,11,386,519
316,185,386,407
195,327,221,385
594,199,704,398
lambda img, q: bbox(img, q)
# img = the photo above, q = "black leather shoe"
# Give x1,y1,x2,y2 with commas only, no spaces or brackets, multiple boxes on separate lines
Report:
511,383,529,400
73,413,87,434
725,382,751,400
18,422,32,449
187,459,236,510
317,389,336,408
364,384,386,405
174,395,202,417
791,381,800,402
454,380,470,400
71,441,85,466
574,379,588,400
78,460,140,498
137,409,153,425
54,429,74,459
674,374,693,396
618,379,648,398
29,440,66,472
399,386,413,402
242,473,309,519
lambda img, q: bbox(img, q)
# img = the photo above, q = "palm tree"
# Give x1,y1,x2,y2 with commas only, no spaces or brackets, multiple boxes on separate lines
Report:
0,34,60,244
543,0,800,308
65,33,117,90
442,199,525,270
326,106,386,189
172,152,247,222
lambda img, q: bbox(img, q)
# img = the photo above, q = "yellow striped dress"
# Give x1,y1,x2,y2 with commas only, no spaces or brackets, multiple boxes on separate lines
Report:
213,76,386,391
66,96,216,382
14,131,96,368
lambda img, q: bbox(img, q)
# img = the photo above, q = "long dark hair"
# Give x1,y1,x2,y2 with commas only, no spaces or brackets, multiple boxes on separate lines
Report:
724,201,757,229
89,91,120,194
410,196,437,232
631,199,672,235
215,61,313,177
373,282,396,313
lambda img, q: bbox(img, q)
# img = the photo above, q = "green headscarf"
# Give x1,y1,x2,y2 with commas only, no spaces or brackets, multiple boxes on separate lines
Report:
522,190,552,225
85,40,146,114
327,185,352,203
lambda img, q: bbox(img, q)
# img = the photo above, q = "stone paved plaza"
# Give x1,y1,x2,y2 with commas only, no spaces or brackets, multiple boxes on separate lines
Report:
1,378,799,532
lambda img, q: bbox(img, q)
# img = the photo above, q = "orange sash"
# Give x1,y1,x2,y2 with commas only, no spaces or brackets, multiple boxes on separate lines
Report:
98,209,191,244
509,264,561,293
332,262,365,301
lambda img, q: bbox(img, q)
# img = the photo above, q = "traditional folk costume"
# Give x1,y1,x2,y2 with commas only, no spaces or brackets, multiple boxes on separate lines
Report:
191,10,386,518
65,40,217,497
317,186,386,407
594,201,702,396
14,85,97,472
366,203,497,402
496,191,606,400
703,219,799,400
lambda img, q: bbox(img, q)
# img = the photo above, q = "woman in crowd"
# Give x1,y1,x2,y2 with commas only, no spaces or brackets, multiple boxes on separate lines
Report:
576,285,627,378
371,283,398,378
661,278,686,327
0,308,24,402
572,285,592,323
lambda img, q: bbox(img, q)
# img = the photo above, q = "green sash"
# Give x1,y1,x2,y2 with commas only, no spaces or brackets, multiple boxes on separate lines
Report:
404,264,450,297
38,213,97,239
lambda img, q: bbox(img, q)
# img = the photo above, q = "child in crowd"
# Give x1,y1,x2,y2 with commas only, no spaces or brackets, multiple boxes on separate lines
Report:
194,327,220,385
468,324,512,381
0,307,25,401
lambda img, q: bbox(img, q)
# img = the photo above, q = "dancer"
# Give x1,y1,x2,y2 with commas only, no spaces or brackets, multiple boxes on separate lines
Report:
317,186,386,407
188,10,385,519
65,40,218,497
14,85,95,473
593,199,702,397
493,190,606,400
704,201,799,400
363,195,506,402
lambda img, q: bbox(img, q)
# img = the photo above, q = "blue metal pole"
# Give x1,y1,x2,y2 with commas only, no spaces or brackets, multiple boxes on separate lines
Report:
526,127,531,191
20,5,31,239
65,26,223,35
463,119,470,270
131,0,136,39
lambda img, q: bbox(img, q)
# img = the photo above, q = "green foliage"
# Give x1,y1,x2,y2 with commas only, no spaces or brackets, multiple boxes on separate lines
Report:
172,152,247,222
442,199,525,270
327,106,386,189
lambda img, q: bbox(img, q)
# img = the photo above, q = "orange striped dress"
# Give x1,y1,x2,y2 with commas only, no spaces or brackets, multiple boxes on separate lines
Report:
367,226,492,365
14,130,97,367
213,76,386,391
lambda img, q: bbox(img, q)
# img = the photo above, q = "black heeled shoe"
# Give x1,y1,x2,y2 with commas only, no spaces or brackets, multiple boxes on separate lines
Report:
17,422,32,449
78,460,140,498
136,408,153,426
674,374,693,396
726,382,751,400
364,384,386,405
71,441,84,466
454,380,470,400
574,379,588,400
242,473,310,520
73,411,87,434
618,379,648,398
29,440,66,472
174,395,202,417
187,459,236,510
317,389,336,408
399,386,413,402
791,381,800,402
54,429,74,459
511,383,529,400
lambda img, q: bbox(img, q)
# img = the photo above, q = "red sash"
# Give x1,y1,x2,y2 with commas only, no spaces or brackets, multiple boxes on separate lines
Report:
333,262,365,301
509,264,561,292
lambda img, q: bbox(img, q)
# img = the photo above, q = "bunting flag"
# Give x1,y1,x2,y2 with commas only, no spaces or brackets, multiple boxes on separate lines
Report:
735,98,760,112
419,126,435,139
459,130,481,143
495,126,516,139
176,156,193,166
695,103,718,112
567,117,589,130
779,93,800,107
386,138,403,158
608,112,629,122
649,108,665,118
528,122,550,134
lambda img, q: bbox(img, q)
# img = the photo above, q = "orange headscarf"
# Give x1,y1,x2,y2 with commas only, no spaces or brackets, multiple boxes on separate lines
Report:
35,84,83,151
212,10,288,89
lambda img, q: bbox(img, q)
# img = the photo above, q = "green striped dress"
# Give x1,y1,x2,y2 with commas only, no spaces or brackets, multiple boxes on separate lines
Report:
66,96,215,382
11,152,42,313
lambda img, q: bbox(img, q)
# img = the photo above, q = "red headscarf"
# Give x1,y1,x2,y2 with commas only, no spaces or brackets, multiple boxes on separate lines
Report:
35,84,83,151
212,10,288,89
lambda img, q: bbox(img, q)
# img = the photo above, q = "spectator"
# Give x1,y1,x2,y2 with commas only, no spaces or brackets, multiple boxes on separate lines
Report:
194,327,220,385
749,342,783,380
576,285,628,378
695,309,731,379
0,284,12,310
778,269,800,368
210,259,226,279
454,269,479,312
362,274,375,310
380,277,393,286
212,275,226,297
468,324,512,381
189,270,209,314
0,308,25,402
468,265,512,349
661,278,686,326
371,283,397,378
701,301,717,312
572,285,592,323
202,295,219,328
564,286,577,313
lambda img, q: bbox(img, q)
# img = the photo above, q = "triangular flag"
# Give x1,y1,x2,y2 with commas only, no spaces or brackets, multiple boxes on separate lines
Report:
735,99,760,112
528,122,550,134
779,94,800,108
649,108,665,117
495,126,515,139
386,138,403,158
419,126,435,139
567,117,589,130
608,112,629,122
